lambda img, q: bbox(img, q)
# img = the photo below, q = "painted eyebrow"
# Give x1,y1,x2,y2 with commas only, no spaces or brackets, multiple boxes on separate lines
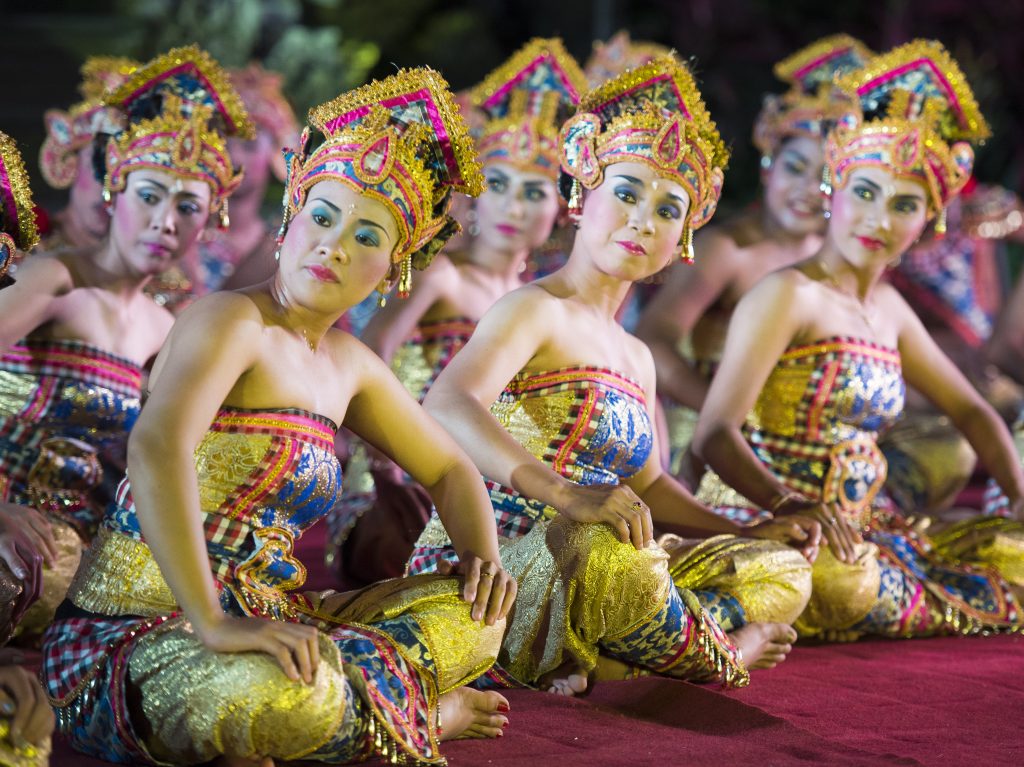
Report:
358,218,392,241
137,177,201,199
852,177,883,193
613,174,643,185
780,147,809,163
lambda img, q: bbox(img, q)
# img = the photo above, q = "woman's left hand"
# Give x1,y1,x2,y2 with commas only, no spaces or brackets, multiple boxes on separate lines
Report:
746,516,822,563
437,553,517,626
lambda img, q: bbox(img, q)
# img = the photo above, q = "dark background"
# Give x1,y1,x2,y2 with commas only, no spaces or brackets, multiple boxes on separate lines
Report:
3,0,1022,218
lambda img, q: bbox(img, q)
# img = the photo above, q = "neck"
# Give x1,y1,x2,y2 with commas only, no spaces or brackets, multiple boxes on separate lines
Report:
86,238,153,298
814,242,886,301
267,274,339,351
553,241,633,319
759,205,815,247
465,236,529,285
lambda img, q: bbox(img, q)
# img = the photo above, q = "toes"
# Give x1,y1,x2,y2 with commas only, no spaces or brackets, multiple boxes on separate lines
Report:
567,673,589,695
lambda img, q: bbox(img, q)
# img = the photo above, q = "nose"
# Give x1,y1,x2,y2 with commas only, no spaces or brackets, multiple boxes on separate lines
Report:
151,199,177,235
318,240,349,265
507,192,526,220
628,203,656,235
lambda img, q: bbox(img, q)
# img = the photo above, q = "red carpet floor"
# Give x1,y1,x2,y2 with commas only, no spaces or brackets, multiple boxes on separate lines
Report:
50,522,1024,765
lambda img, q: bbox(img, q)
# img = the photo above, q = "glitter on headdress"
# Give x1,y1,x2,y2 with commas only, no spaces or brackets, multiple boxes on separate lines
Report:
753,34,872,158
285,67,483,277
1,132,40,287
102,45,255,227
39,56,140,189
230,62,300,182
583,31,670,88
828,39,990,214
560,53,729,234
470,38,587,179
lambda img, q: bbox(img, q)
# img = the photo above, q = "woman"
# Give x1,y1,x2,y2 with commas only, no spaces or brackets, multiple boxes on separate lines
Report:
43,66,515,766
329,38,584,587
37,56,139,252
0,46,249,639
413,55,818,695
693,40,1024,640
636,35,871,486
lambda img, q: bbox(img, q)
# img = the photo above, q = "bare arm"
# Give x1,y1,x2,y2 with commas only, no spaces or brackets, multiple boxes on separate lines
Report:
635,229,737,410
896,288,1024,509
129,293,320,682
342,341,513,623
0,256,72,353
425,287,654,548
360,255,452,364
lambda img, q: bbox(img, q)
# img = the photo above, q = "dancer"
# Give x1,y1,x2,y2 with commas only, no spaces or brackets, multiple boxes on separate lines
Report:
412,55,817,694
43,65,514,765
694,41,1024,640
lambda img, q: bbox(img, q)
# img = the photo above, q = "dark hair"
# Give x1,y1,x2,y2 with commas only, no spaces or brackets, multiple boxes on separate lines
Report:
558,169,575,202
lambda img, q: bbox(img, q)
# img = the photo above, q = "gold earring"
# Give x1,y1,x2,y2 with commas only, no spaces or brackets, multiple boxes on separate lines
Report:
568,178,583,223
681,225,694,264
397,255,412,299
218,200,231,230
934,206,947,238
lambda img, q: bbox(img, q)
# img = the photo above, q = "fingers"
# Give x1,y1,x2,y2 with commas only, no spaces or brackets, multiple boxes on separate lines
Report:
22,511,57,567
436,559,455,576
15,540,43,603
22,688,54,746
497,575,517,622
485,571,516,626
0,539,29,581
6,665,37,741
462,556,482,613
821,513,857,564
471,563,495,624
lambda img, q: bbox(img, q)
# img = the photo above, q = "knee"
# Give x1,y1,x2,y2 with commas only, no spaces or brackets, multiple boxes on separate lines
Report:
728,542,813,625
795,543,881,635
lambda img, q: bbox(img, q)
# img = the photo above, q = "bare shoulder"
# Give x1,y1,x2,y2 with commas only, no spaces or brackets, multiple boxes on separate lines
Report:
9,252,75,295
488,282,563,322
169,290,266,341
623,330,658,394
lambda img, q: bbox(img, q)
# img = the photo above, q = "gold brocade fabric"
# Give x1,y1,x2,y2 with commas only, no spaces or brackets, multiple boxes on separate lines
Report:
11,520,81,639
659,534,812,627
794,544,882,635
131,619,350,764
930,517,1024,589
496,517,673,684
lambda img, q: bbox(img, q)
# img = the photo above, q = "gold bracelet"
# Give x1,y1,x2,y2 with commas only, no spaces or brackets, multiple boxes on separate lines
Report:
768,490,801,514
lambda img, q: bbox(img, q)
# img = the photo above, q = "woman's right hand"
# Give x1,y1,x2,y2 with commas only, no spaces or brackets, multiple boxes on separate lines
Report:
554,482,653,550
0,504,58,626
193,614,321,685
775,498,862,564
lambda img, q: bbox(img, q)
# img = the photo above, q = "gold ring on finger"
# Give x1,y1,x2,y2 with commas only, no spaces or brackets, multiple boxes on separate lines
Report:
631,501,643,511
479,571,495,580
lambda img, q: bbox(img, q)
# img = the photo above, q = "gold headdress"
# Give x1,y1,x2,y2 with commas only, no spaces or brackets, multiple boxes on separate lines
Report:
583,31,670,87
102,45,255,228
39,56,140,189
284,67,483,297
229,63,300,182
753,35,872,158
560,54,729,261
470,38,587,179
0,132,40,287
827,39,990,226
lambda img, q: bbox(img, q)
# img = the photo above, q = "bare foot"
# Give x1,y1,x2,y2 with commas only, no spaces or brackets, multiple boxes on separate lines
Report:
822,629,863,643
538,663,589,697
729,622,797,670
438,686,509,740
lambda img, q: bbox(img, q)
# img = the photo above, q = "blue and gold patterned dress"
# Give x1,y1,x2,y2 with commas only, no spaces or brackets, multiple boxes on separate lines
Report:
411,366,811,689
42,407,502,765
0,339,141,639
697,337,1023,637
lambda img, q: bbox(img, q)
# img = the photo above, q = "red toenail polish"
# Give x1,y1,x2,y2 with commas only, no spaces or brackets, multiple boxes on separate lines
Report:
497,703,510,713
497,731,504,738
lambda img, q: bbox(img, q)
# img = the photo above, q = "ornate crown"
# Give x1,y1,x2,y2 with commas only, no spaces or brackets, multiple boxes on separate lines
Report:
827,39,990,215
470,38,587,179
102,45,255,226
39,56,139,189
753,35,872,157
230,63,300,182
1,132,40,287
583,31,670,87
284,67,483,291
560,54,729,240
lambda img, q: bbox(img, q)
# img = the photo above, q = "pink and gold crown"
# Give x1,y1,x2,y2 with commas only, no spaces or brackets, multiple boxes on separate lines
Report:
753,35,872,157
1,131,40,287
470,38,587,179
560,54,729,231
284,67,484,268
39,56,140,189
102,45,254,224
230,62,300,182
583,31,670,87
827,39,990,213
